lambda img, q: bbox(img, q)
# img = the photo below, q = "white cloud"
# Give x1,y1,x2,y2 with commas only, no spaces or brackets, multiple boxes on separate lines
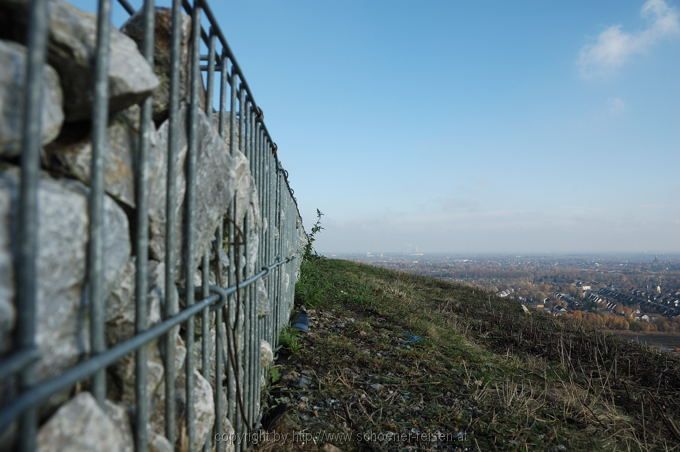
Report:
578,0,680,78
608,96,626,114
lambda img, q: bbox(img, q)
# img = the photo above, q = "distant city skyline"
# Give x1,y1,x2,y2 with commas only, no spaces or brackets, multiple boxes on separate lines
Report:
75,0,680,254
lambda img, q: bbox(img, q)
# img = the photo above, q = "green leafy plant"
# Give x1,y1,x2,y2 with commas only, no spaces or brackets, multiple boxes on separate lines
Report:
269,366,282,384
278,327,301,354
303,209,324,261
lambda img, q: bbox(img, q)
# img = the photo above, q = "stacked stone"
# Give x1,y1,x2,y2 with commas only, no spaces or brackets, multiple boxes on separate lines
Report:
0,2,268,451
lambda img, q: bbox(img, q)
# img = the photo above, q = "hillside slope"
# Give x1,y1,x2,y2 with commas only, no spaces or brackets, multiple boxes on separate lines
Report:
257,259,680,451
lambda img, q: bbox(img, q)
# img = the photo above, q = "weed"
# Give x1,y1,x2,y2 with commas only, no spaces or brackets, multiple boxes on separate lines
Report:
269,366,282,384
278,327,301,354
302,209,324,261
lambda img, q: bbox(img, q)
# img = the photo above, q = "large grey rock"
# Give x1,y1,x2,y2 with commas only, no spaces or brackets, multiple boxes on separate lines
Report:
190,316,212,377
148,111,187,266
0,167,130,378
107,334,179,446
122,7,205,123
186,369,215,451
182,112,234,278
260,340,273,368
0,0,158,121
210,112,241,150
232,150,261,233
149,432,173,452
0,182,13,353
106,260,166,344
149,334,186,436
37,392,129,452
104,401,134,452
0,40,63,156
256,278,269,317
211,112,258,227
109,351,164,409
151,368,214,451
150,106,240,279
222,418,236,452
105,267,163,404
211,115,262,281
45,105,161,210
106,260,172,405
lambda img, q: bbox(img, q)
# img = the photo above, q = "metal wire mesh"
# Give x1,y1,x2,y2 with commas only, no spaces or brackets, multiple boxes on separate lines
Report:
0,1,306,450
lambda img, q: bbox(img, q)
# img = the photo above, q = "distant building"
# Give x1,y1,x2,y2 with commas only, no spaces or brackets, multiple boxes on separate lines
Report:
552,306,567,316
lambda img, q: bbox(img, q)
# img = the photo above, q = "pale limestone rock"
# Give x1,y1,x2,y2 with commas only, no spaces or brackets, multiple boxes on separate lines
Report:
0,167,129,378
104,401,134,452
149,432,173,452
37,392,128,452
260,340,273,368
0,0,158,121
0,40,63,156
121,7,207,123
45,105,161,210
151,106,245,280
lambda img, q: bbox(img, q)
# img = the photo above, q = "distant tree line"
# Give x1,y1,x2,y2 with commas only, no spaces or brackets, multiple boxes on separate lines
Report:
564,311,680,333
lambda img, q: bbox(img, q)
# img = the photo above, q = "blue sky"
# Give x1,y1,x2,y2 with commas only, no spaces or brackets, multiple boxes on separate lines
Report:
81,0,680,254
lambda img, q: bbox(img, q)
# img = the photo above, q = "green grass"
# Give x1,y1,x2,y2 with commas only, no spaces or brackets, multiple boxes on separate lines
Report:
278,327,302,354
269,366,282,384
257,258,680,451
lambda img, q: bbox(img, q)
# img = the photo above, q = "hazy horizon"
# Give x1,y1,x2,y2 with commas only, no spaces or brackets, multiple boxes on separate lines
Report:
324,251,680,258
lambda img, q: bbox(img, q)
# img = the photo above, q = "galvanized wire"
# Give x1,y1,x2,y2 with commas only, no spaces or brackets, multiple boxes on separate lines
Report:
134,1,155,451
2,1,306,450
88,0,113,406
15,0,49,449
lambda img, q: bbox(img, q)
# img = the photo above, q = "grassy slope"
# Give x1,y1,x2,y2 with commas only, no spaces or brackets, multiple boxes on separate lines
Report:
258,259,680,451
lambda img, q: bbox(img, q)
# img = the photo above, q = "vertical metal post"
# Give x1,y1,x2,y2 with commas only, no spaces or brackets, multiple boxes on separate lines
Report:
252,119,262,427
272,151,278,345
16,0,49,450
267,145,274,346
89,0,112,405
184,1,202,448
252,120,260,427
261,133,267,328
279,188,285,336
214,54,228,452
272,165,278,344
246,103,256,431
269,142,275,345
281,194,286,330
275,165,282,345
240,97,251,447
205,30,216,117
135,1,155,451
262,138,269,344
164,0,183,444
201,29,217,452
285,195,291,321
234,83,246,451
248,106,257,428
226,66,237,434
217,55,227,136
